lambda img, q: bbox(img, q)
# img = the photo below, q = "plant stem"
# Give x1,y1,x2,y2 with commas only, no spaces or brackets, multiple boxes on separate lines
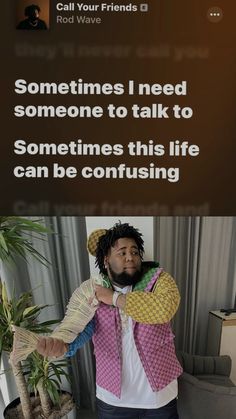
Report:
10,360,33,419
37,379,52,418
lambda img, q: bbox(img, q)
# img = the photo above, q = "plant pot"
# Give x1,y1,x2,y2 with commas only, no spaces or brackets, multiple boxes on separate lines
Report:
0,351,18,407
4,391,75,419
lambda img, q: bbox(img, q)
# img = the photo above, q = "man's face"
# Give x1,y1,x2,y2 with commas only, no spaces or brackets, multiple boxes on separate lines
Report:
105,238,142,287
29,8,39,21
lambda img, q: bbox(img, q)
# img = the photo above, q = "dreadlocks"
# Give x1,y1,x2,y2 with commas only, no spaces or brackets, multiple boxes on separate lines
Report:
25,4,40,16
95,222,144,274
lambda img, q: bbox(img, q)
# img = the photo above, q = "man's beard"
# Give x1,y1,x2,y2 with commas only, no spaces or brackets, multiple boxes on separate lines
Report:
108,263,142,287
29,14,39,23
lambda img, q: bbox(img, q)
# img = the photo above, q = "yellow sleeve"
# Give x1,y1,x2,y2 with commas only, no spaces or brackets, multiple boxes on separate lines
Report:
124,271,180,324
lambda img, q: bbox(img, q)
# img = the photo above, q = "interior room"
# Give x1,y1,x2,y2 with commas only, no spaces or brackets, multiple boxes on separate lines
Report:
1,216,236,418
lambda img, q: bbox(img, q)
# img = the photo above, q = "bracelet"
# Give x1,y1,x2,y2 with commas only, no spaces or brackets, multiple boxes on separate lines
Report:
112,291,122,307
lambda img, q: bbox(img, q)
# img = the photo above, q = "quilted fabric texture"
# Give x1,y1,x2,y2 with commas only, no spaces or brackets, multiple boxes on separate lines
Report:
133,267,158,291
134,321,182,391
87,228,107,256
93,267,182,398
93,304,122,397
125,271,180,324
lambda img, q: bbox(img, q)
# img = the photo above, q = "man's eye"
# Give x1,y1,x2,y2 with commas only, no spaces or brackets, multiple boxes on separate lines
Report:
118,251,126,256
117,250,139,257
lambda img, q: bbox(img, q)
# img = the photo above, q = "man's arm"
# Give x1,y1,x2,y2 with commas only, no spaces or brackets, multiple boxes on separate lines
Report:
36,276,98,358
65,318,95,357
37,319,95,358
95,272,180,325
124,272,180,324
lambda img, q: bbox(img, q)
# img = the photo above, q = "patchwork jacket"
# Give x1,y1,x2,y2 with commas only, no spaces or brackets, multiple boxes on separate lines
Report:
93,263,183,398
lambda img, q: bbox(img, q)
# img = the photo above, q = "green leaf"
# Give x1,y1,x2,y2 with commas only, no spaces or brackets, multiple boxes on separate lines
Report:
37,319,60,326
49,361,68,368
1,283,8,305
45,380,60,405
23,306,40,317
49,378,61,389
0,233,8,252
49,365,62,383
28,325,53,334
0,216,52,265
16,292,32,309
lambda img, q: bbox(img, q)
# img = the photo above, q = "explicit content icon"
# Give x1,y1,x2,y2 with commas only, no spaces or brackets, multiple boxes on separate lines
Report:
140,4,148,12
207,7,223,23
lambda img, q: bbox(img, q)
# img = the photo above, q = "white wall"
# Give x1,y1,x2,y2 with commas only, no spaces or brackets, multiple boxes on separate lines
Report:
85,217,154,276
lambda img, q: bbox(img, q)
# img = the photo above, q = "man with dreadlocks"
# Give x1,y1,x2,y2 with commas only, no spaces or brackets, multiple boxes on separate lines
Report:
17,4,47,30
37,222,182,419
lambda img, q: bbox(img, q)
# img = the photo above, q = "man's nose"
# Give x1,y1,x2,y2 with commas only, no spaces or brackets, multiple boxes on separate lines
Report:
125,252,134,261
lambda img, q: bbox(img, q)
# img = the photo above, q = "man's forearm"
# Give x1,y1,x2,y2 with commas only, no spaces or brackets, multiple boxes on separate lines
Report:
65,319,95,357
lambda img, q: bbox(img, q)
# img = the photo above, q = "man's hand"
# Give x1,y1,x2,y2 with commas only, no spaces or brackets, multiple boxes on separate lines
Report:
95,285,126,308
36,337,68,358
95,285,114,305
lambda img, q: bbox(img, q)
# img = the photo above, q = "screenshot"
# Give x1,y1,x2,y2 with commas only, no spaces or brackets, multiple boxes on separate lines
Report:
1,2,236,419
1,0,235,215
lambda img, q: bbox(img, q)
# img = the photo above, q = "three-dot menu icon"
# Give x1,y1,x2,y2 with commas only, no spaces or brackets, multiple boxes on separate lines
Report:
207,7,223,23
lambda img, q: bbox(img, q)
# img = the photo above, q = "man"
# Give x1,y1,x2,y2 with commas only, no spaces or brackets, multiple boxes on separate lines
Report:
17,4,47,30
37,222,182,418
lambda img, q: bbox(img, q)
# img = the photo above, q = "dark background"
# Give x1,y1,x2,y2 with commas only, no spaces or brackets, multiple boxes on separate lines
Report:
1,0,236,215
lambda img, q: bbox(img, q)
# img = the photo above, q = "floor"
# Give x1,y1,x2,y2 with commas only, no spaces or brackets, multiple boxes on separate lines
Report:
78,409,97,419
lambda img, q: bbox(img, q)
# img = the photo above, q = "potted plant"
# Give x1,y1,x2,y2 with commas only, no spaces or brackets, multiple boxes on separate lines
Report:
0,217,75,418
26,351,73,418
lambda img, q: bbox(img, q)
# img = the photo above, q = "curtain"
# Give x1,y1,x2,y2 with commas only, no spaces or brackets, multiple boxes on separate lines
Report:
154,217,236,354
